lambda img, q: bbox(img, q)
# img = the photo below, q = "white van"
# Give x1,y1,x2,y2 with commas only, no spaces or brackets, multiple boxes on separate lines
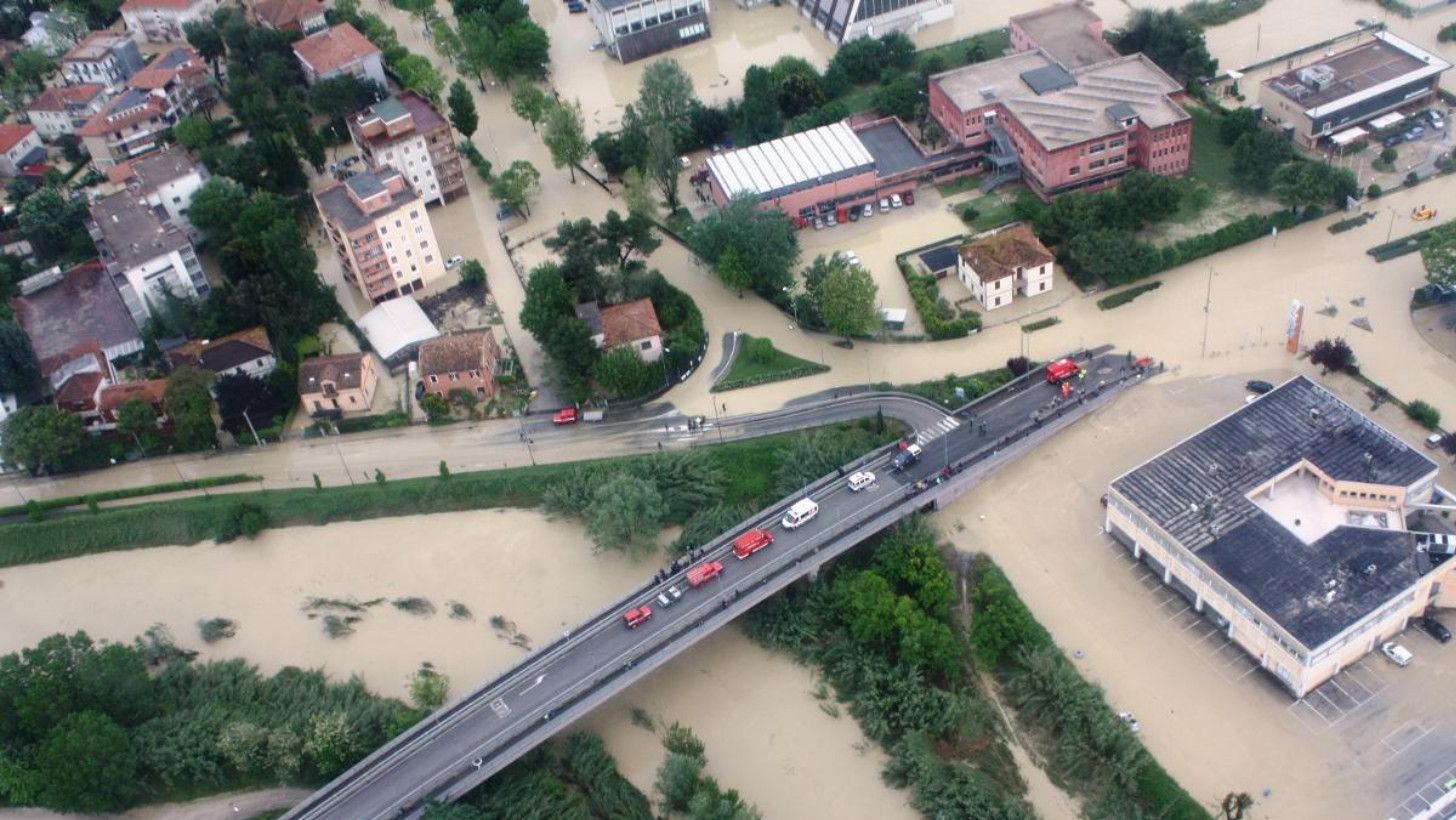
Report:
782,498,820,530
847,471,876,491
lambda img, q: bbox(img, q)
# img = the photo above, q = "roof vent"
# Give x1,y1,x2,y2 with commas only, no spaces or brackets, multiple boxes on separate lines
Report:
1324,589,1337,603
979,86,995,100
1308,407,1321,423
1363,563,1377,576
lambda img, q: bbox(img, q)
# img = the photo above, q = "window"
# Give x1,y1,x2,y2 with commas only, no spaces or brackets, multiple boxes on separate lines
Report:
429,374,437,383
1109,154,1125,165
1109,138,1125,148
1068,165,1079,175
1089,143,1105,154
640,340,652,350
395,219,402,227
1089,159,1105,169
450,373,458,381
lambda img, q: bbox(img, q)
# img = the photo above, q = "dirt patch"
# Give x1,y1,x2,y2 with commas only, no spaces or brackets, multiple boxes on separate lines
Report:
1139,188,1281,245
415,284,501,334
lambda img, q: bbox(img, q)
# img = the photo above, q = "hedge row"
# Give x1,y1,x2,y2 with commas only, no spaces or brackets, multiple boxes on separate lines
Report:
1368,226,1438,262
712,363,830,393
1097,281,1163,311
901,266,981,340
1021,316,1060,333
0,474,260,519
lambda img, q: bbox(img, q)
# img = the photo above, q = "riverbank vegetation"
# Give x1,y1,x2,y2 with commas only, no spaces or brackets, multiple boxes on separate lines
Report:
0,631,416,813
744,517,1212,820
876,363,1018,408
712,335,829,393
0,421,897,566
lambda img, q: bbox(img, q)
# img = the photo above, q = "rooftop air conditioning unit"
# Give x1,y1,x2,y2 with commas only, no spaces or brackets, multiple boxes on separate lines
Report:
1297,64,1336,91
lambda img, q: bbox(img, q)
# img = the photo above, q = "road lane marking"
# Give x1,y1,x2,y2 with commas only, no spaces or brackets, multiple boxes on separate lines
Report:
489,699,509,718
517,674,546,696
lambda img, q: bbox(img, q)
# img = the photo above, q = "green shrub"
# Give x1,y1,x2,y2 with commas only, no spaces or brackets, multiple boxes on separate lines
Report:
197,618,238,643
1020,316,1059,333
900,265,980,339
215,503,269,543
1406,399,1441,430
1097,281,1163,310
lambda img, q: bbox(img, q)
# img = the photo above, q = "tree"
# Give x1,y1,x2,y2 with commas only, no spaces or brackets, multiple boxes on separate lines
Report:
598,209,660,270
874,72,922,122
18,187,88,262
645,123,681,211
1117,170,1181,225
622,168,659,222
543,99,588,183
770,57,824,118
585,473,668,556
187,177,250,241
490,160,541,218
655,751,706,814
409,663,450,710
214,372,290,437
1273,162,1353,211
1230,130,1293,190
184,21,226,83
519,263,576,338
1,405,85,475
33,711,137,812
0,322,39,394
1308,337,1355,373
510,84,551,131
594,346,657,397
636,58,696,139
4,49,56,98
1421,221,1456,287
739,66,782,144
115,398,158,452
393,53,445,101
693,193,799,297
458,259,486,287
817,262,879,340
164,366,217,450
1217,106,1260,146
307,75,369,123
447,79,478,138
493,20,550,82
1108,9,1217,82
171,115,216,151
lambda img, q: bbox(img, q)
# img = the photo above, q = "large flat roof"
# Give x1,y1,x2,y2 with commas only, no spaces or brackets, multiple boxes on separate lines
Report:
933,51,1188,149
1112,376,1440,649
854,120,932,177
706,121,874,201
1263,31,1450,117
1010,2,1119,70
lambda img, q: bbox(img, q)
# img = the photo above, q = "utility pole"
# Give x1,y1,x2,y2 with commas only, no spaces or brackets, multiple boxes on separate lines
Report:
242,409,264,447
334,439,355,486
1201,264,1215,358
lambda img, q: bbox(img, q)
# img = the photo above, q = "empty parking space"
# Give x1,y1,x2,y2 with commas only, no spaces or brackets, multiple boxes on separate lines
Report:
1388,761,1456,820
1284,660,1389,734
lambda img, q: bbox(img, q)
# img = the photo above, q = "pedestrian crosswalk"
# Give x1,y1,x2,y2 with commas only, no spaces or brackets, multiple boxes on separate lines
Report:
914,415,961,445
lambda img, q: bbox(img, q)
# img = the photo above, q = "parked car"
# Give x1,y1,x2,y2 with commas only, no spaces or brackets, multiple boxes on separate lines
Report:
567,1,586,11
1382,641,1413,667
445,254,464,269
552,407,578,425
1245,380,1275,394
878,197,891,213
903,190,915,206
890,193,903,208
1426,432,1445,450
1419,615,1451,643
847,207,860,222
1430,110,1446,130
844,251,860,267
826,212,837,227
813,217,824,230
1116,711,1140,734
862,203,874,219
1404,125,1426,141
847,470,876,491
656,585,682,608
1383,134,1405,148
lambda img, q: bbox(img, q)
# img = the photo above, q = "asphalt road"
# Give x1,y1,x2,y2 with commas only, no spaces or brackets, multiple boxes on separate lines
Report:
285,351,1135,820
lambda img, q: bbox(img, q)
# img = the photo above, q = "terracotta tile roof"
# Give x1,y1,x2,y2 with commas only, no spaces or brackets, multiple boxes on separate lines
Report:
121,0,206,11
55,370,106,410
418,331,499,377
599,298,662,348
0,123,36,153
99,378,167,416
293,23,379,76
959,223,1055,283
166,326,274,373
254,0,325,29
27,83,106,112
127,47,206,89
76,90,165,137
45,339,109,382
299,352,369,394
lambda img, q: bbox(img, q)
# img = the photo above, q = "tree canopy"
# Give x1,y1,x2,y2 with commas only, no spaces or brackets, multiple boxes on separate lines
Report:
0,405,85,475
447,79,478,138
543,99,588,183
1107,9,1217,82
692,194,799,298
816,260,880,340
1422,221,1456,288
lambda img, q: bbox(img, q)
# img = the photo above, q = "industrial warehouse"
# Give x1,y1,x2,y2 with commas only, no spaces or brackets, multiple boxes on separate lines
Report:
1104,376,1455,697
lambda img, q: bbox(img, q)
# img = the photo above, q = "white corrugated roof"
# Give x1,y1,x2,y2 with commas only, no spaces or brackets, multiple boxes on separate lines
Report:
707,122,874,199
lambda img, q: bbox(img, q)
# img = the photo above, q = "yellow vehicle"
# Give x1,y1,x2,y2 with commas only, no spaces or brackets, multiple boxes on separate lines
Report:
1412,205,1437,221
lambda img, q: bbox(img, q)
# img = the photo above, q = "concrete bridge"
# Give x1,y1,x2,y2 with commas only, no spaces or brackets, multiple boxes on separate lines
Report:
283,346,1157,820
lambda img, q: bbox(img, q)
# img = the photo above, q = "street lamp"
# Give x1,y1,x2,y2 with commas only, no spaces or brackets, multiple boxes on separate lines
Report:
1386,206,1400,243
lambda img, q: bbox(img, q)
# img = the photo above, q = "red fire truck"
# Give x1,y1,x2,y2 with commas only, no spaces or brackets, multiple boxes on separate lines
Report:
1045,358,1080,384
686,560,724,587
732,529,774,559
624,604,652,629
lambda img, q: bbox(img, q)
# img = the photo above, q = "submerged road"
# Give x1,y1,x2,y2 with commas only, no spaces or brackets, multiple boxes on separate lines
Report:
284,347,1156,820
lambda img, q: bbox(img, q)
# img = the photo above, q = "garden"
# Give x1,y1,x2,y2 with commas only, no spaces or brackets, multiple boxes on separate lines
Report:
712,334,829,393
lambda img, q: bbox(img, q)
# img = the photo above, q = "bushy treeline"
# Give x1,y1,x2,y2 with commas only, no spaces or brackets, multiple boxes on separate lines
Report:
654,724,759,820
969,559,1211,820
424,733,650,820
744,517,1035,819
0,632,415,813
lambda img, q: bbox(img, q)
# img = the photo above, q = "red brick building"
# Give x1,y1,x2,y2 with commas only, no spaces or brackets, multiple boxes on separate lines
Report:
928,2,1191,200
417,331,502,401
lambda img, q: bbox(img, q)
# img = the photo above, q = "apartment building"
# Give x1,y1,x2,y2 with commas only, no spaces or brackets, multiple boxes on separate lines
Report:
315,169,446,305
61,31,145,88
76,48,214,168
106,146,208,239
956,222,1055,311
349,92,467,205
293,23,386,87
1105,376,1455,697
0,124,44,177
87,189,209,325
25,84,107,141
121,0,219,43
11,260,144,379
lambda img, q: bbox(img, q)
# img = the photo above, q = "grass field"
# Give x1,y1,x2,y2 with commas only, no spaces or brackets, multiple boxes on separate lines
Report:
713,334,830,392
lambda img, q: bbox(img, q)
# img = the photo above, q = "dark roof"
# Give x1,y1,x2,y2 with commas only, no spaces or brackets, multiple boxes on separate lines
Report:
166,326,273,373
11,260,140,375
855,120,932,177
1112,375,1440,648
88,191,192,269
315,170,415,233
1021,64,1077,95
918,245,960,273
1106,102,1137,122
298,353,369,393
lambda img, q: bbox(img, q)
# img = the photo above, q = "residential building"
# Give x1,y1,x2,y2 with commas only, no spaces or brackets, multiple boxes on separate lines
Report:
315,169,446,304
77,48,215,168
928,5,1191,199
87,189,209,325
11,260,144,376
1105,376,1455,698
61,31,146,89
105,146,208,238
349,92,467,205
356,296,439,366
588,0,711,64
418,330,501,401
1258,31,1451,149
0,124,44,177
48,340,115,422
25,84,107,141
790,0,951,46
704,117,978,222
166,326,277,379
253,0,328,33
1008,2,1117,69
121,0,219,43
97,377,168,426
298,352,378,415
575,298,664,362
292,23,386,88
956,222,1054,310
